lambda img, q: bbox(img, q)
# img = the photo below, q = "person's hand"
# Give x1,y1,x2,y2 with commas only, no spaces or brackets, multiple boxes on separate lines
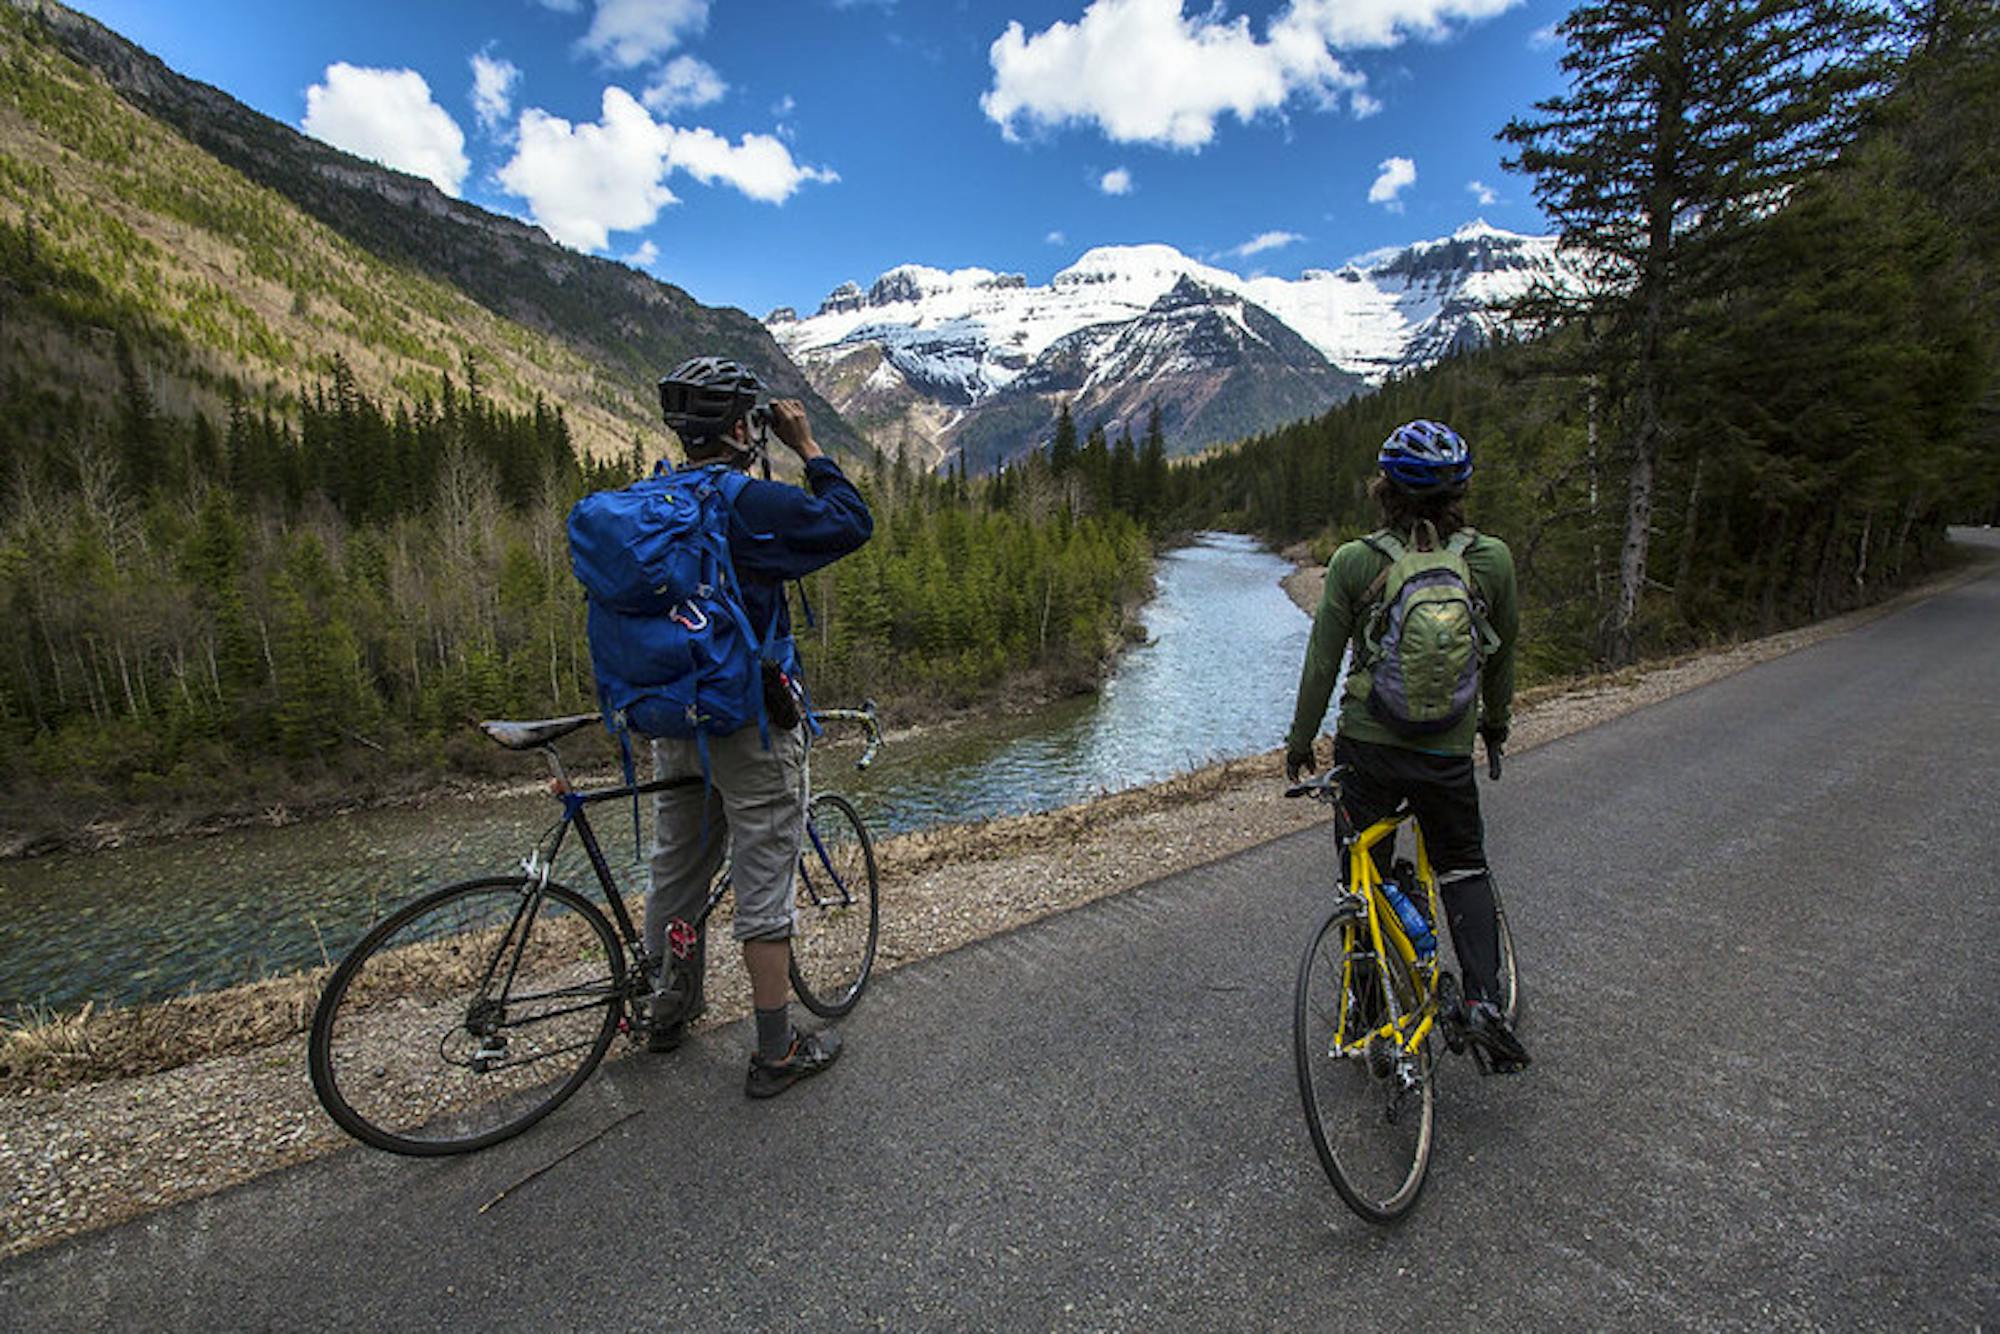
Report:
1285,741,1318,783
767,399,822,462
1479,723,1507,779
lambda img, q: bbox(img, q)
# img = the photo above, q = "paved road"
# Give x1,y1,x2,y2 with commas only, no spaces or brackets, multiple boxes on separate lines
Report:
6,538,1999,1330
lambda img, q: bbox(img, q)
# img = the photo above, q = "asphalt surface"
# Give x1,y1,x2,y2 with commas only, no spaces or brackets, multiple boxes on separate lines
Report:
5,535,1999,1331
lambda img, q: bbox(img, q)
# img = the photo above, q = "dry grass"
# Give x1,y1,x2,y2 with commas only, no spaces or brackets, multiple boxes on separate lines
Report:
0,969,327,1095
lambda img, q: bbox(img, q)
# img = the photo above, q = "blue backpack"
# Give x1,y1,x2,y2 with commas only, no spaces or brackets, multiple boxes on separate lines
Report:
567,463,803,761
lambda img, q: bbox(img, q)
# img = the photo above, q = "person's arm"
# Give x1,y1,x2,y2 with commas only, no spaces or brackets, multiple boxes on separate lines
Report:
1478,538,1519,737
730,400,873,579
1286,547,1359,757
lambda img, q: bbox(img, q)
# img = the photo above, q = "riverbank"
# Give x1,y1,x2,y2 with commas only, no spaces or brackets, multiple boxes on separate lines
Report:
0,656,1125,863
2,546,1991,1259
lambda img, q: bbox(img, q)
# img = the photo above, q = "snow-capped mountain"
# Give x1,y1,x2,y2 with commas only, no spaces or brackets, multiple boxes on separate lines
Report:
767,222,1578,470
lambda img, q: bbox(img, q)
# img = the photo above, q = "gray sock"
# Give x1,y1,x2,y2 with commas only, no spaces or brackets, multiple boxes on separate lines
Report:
755,1004,793,1062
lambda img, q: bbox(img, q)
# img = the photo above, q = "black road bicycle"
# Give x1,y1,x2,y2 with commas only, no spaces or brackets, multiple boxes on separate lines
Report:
308,706,883,1156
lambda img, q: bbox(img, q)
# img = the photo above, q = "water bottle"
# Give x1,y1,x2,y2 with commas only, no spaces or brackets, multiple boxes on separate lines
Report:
1380,879,1436,960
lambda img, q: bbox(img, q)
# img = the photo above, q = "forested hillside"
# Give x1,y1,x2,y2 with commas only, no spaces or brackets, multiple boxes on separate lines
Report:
0,0,858,460
1173,0,2000,677
0,359,1151,840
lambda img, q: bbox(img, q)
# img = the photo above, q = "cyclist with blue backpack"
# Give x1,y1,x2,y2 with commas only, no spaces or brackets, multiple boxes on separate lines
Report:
572,356,872,1098
1284,420,1529,1073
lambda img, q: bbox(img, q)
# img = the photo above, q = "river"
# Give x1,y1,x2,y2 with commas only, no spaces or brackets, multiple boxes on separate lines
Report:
0,533,1311,1015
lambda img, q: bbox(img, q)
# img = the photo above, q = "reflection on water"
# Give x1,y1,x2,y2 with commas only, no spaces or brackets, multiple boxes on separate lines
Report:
0,532,1310,1014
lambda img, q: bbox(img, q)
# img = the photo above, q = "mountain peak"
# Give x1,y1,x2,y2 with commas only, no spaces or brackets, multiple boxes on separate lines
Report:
771,222,1580,471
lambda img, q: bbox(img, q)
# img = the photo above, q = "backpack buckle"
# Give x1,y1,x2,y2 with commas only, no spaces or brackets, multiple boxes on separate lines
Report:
670,603,710,632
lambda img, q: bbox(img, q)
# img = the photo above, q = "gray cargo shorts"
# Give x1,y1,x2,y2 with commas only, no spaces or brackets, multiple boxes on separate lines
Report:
644,722,808,957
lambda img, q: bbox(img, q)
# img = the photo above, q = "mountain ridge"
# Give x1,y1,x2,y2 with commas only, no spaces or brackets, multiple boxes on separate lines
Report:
770,223,1581,470
1,0,864,461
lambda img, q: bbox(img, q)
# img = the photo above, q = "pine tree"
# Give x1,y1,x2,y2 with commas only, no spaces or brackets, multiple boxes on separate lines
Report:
1049,401,1078,477
1501,0,1889,662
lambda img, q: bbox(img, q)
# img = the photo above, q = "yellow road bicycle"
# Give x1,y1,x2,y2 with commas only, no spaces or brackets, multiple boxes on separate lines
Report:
1286,763,1521,1223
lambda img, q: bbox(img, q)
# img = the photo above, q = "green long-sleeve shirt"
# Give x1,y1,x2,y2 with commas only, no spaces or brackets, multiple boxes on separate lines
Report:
1286,530,1519,758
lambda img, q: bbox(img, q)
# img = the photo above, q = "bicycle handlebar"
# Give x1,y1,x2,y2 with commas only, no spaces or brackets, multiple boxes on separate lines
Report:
1284,767,1345,802
815,700,884,770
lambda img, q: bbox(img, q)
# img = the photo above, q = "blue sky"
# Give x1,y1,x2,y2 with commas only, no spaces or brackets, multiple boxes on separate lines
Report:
67,0,1572,318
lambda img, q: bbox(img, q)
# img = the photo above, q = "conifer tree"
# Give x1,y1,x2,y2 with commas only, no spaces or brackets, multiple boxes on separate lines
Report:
1501,0,1889,661
1049,401,1078,477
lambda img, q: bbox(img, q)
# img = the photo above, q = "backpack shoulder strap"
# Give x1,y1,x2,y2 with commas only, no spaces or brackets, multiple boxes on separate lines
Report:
1359,528,1405,607
1445,527,1478,557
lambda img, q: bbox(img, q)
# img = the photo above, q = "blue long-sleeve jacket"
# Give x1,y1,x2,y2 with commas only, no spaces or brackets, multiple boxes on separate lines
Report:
688,456,873,651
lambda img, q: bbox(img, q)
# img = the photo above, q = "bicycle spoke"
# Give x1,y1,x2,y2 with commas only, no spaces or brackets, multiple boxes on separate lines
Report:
310,878,624,1155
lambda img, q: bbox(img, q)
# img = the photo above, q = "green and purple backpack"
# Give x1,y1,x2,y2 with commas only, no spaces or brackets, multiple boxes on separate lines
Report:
1357,523,1499,736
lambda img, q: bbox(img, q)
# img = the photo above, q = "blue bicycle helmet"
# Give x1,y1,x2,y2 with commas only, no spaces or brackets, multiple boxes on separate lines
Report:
658,356,764,444
1378,419,1472,494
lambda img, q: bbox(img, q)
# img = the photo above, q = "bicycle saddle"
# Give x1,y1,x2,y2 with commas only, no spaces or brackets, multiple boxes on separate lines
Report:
479,714,601,750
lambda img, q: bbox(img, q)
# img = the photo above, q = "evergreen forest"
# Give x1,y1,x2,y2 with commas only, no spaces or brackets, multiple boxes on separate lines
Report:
0,359,1154,839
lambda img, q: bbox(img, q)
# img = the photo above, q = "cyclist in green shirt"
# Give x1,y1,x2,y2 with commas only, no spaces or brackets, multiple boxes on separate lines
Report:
1286,420,1529,1072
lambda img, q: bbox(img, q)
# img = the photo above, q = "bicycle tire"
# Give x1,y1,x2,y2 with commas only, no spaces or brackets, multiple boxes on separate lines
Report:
1293,901,1436,1224
1492,880,1522,1028
788,792,879,1018
309,876,624,1156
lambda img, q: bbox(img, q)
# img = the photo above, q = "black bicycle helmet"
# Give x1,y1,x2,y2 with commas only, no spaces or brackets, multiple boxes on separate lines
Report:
1378,419,1473,494
658,356,764,444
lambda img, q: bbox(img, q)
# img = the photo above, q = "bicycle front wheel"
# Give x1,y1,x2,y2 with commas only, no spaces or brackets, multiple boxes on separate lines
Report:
309,876,624,1156
1293,901,1436,1224
788,792,880,1017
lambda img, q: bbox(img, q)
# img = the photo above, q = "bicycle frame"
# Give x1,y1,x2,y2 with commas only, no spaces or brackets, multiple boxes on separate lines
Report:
519,703,886,974
1334,810,1443,1059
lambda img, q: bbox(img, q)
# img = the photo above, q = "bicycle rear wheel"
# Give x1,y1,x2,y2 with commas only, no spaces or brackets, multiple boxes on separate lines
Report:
1492,880,1522,1027
788,792,879,1018
309,876,624,1156
1293,901,1436,1223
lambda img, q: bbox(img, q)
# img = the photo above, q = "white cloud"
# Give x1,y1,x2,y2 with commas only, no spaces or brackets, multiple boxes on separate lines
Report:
469,52,520,135
1467,178,1497,206
667,124,840,203
642,54,727,113
1368,155,1416,209
1277,0,1522,52
1350,89,1382,118
772,94,797,117
982,0,1518,148
1232,229,1303,258
1529,22,1560,48
983,0,1356,149
303,64,469,197
1046,229,1067,245
498,88,677,250
496,87,836,250
579,0,710,69
537,0,583,11
1099,166,1133,195
626,239,661,266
